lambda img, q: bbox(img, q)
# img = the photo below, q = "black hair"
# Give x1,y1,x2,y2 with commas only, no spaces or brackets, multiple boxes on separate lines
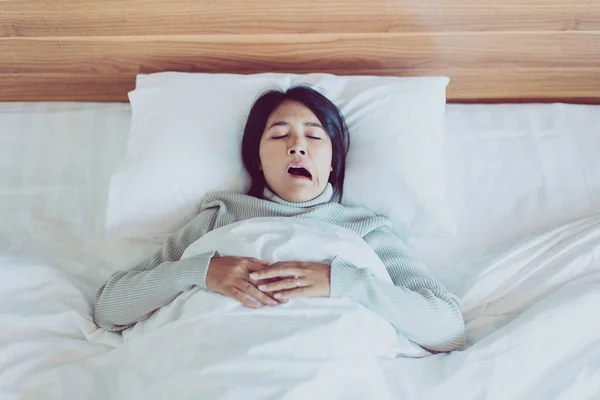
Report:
241,85,350,202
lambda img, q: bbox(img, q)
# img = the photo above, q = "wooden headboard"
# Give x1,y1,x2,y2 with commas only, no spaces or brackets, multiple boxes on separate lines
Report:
2,0,599,103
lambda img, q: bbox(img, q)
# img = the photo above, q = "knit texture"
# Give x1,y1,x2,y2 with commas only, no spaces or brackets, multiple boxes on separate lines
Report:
94,184,466,352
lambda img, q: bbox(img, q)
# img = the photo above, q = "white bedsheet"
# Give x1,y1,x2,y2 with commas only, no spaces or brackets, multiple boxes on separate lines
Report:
381,215,600,400
420,103,600,287
2,101,599,274
1,214,598,399
0,102,130,259
1,101,600,399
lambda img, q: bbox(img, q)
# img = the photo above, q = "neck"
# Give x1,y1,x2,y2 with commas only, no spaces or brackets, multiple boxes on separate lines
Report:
263,184,334,208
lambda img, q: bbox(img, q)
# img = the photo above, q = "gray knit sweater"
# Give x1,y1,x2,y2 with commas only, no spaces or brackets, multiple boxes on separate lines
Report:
94,184,466,352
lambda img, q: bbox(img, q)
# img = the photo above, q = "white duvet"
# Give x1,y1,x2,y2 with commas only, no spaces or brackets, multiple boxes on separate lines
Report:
1,216,599,399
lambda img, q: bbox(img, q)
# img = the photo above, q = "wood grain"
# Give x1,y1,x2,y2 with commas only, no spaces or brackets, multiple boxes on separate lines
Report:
0,74,136,102
3,33,600,74
2,69,599,103
2,0,600,36
2,0,600,102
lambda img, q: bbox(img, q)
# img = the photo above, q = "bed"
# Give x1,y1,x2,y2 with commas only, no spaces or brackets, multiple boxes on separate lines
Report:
2,1,600,399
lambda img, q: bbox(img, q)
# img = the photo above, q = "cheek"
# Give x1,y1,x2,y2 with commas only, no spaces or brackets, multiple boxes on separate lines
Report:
316,145,333,171
258,142,279,171
258,144,266,164
258,140,270,163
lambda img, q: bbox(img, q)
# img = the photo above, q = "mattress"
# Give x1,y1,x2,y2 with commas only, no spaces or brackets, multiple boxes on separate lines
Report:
0,102,129,251
2,101,599,273
1,101,599,399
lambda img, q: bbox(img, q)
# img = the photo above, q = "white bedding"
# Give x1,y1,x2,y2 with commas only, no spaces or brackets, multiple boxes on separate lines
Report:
0,102,129,258
1,101,599,399
2,101,599,273
381,215,600,399
1,214,598,399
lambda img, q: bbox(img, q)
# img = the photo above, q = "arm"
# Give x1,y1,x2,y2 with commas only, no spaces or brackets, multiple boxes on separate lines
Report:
330,226,466,353
93,208,218,332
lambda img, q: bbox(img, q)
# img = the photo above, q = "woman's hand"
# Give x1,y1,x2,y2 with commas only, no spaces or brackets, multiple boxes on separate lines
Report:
206,256,279,308
250,262,331,301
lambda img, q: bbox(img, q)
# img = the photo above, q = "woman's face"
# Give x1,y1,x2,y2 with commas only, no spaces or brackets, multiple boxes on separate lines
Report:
259,100,333,203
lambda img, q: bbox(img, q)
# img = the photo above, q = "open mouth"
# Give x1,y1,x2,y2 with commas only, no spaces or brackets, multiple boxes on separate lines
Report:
287,166,312,180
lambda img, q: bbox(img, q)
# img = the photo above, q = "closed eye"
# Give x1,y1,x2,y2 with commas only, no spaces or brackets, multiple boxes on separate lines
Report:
307,136,322,140
271,135,288,139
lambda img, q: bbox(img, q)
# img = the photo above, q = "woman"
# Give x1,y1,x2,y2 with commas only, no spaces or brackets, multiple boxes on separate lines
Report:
94,86,466,353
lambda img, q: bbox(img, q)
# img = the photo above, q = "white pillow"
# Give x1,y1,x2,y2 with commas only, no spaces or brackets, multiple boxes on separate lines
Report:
106,72,454,243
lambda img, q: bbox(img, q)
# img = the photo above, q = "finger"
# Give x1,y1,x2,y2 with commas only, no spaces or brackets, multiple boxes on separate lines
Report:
236,280,278,306
249,263,303,281
268,261,297,269
247,257,269,266
227,287,260,309
273,287,312,300
245,260,271,272
258,277,304,292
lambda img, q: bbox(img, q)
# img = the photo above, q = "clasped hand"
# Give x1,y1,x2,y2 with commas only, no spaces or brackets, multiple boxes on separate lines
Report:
205,256,331,308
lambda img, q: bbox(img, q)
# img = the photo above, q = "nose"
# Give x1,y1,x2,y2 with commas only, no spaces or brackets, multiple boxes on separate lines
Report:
288,147,306,156
287,139,306,156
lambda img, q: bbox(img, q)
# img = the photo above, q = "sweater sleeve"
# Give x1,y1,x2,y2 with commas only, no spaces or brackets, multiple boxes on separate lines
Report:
329,226,466,353
93,208,219,332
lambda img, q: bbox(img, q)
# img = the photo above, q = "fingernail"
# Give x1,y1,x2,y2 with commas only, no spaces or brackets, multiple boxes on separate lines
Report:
274,293,282,299
258,285,267,291
249,273,258,279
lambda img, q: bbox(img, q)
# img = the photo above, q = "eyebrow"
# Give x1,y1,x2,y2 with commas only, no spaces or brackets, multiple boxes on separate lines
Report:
267,121,324,130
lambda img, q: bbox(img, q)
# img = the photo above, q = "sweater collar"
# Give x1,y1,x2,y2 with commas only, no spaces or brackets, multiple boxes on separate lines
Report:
263,183,334,208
